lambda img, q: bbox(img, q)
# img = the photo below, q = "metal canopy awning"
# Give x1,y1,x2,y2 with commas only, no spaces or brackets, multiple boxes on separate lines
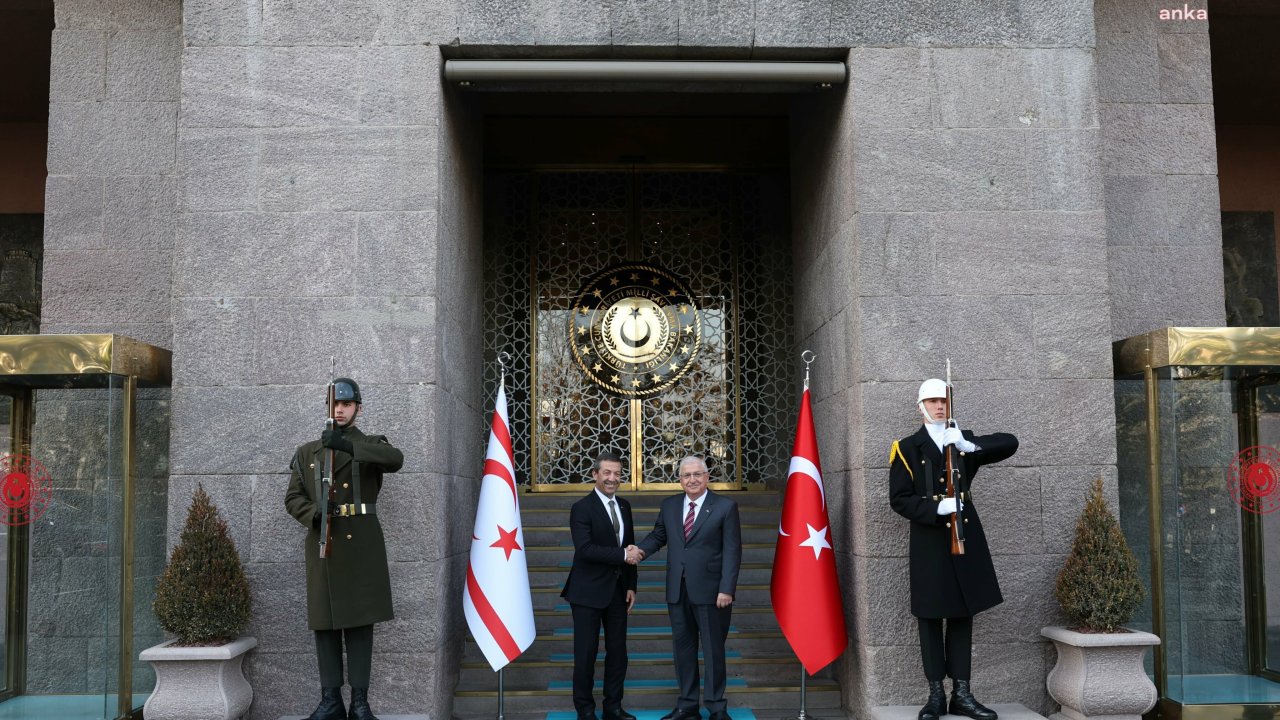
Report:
443,59,847,86
0,333,172,388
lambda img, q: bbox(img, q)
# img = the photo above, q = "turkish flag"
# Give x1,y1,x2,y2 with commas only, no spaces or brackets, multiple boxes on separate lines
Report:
771,388,848,674
463,377,536,671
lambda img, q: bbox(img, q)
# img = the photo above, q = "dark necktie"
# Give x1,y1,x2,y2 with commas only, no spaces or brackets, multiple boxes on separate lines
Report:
609,499,621,544
683,500,696,540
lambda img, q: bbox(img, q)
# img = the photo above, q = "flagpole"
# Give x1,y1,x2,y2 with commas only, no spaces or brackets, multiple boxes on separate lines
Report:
497,350,510,720
794,350,817,720
497,667,506,720
798,667,808,720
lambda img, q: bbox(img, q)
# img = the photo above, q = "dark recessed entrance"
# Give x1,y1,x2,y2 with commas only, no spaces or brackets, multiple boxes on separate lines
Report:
477,98,796,491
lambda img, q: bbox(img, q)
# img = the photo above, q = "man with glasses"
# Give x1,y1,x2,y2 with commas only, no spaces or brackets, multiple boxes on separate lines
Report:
562,450,640,720
632,456,742,720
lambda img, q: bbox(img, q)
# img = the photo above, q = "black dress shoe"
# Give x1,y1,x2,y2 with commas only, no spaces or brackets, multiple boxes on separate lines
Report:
306,687,346,720
577,713,598,720
918,680,947,720
348,687,380,720
709,711,731,720
949,680,998,720
659,708,700,720
603,707,637,720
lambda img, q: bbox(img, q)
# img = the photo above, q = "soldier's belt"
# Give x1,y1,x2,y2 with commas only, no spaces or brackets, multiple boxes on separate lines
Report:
927,492,968,502
329,503,376,517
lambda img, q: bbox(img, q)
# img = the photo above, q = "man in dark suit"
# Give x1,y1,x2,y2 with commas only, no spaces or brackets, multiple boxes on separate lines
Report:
889,378,1018,720
633,456,742,720
562,450,640,720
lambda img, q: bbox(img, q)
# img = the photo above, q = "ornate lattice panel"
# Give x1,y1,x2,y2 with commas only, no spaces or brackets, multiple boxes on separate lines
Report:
483,171,794,488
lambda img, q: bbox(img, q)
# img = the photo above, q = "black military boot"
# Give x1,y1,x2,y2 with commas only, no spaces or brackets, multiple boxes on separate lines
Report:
949,680,998,720
306,687,346,720
918,680,947,720
348,687,380,720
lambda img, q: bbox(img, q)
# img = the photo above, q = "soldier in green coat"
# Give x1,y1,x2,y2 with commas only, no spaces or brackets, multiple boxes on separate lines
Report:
285,378,404,720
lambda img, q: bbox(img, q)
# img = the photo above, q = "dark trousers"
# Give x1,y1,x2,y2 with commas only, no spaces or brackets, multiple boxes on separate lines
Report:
668,579,733,713
917,617,972,682
315,624,374,688
570,581,630,714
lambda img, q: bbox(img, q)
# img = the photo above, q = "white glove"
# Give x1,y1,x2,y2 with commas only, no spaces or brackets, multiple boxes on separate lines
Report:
942,426,977,453
936,497,957,515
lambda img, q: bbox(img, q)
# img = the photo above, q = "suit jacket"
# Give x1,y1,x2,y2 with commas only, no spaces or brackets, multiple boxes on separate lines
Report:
888,424,1018,619
561,491,638,608
637,490,742,605
284,425,405,630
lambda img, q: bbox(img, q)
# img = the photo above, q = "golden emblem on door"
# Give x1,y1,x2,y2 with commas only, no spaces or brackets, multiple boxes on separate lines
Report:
569,263,702,398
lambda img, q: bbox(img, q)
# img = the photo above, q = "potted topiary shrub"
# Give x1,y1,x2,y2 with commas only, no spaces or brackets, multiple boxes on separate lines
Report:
140,484,256,720
1041,476,1159,720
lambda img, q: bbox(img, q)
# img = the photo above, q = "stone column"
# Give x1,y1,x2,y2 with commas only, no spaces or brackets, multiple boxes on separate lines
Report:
42,0,181,345
1096,0,1225,338
174,1,479,715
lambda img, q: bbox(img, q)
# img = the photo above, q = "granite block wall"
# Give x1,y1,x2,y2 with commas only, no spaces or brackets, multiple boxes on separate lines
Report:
1095,0,1225,338
795,39,1112,716
43,0,180,347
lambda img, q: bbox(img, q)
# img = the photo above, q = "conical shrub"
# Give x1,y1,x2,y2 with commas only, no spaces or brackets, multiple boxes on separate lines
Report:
1054,476,1145,633
152,485,251,645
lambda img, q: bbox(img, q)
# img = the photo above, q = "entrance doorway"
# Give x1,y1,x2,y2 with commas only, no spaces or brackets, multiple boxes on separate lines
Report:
478,107,794,491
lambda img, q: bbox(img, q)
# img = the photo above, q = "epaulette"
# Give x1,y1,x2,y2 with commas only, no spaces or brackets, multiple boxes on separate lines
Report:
889,440,913,480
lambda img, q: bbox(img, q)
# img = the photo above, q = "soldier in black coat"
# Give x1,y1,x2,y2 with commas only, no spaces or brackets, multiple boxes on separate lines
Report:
285,378,404,720
561,450,639,720
889,378,1018,720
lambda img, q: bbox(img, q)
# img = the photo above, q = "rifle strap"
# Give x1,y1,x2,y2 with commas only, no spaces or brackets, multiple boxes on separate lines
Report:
313,447,326,492
352,460,363,507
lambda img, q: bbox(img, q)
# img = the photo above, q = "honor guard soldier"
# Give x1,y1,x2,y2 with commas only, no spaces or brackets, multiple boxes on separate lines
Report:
889,378,1018,720
285,377,404,720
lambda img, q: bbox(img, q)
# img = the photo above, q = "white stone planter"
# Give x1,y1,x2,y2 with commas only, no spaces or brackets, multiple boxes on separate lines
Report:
139,636,257,720
1041,626,1159,720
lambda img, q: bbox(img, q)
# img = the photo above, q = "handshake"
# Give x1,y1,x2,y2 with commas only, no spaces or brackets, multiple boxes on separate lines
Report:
623,545,646,565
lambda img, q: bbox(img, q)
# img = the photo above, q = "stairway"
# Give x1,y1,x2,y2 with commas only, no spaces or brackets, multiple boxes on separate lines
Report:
452,490,841,720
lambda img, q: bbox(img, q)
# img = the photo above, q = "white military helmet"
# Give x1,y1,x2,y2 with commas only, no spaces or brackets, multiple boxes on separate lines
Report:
917,378,947,404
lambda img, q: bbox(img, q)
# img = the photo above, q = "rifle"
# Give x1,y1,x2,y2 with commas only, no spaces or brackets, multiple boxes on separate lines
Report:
319,363,337,559
944,359,966,556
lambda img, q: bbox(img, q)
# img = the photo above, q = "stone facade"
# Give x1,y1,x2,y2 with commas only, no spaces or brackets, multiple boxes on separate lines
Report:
38,0,1226,718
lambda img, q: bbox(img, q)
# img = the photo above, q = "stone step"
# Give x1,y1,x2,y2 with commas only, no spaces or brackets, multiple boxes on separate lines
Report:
281,716,427,720
529,584,774,609
464,635,799,660
459,656,812,686
452,681,841,716
462,648,800,667
521,612,778,631
452,707,824,720
871,705,1046,720
522,544,778,566
525,566,778,588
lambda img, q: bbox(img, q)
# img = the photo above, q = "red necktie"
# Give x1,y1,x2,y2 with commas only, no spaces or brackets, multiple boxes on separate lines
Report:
683,501,696,540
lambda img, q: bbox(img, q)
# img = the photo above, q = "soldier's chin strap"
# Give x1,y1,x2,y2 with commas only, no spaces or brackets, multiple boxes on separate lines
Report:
918,401,945,425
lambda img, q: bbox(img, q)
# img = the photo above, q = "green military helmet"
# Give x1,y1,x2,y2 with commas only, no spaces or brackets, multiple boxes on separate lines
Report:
333,377,362,404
